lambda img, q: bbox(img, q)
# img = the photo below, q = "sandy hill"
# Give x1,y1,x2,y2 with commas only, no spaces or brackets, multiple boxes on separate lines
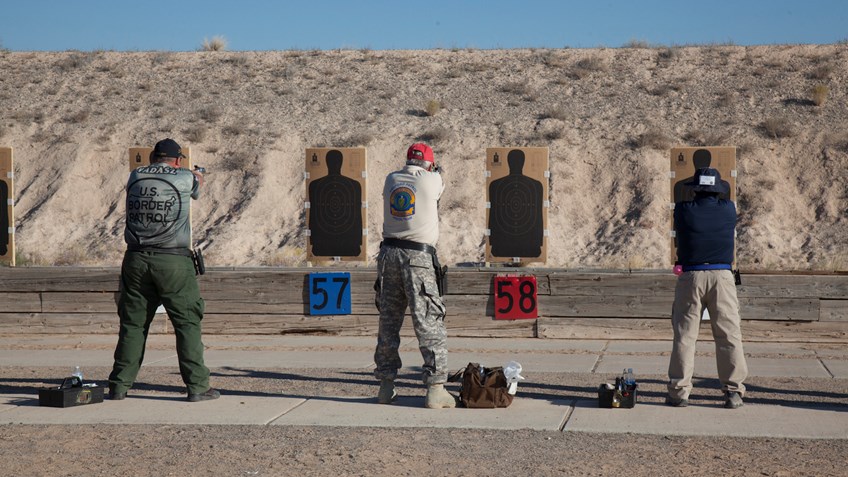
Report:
0,45,846,270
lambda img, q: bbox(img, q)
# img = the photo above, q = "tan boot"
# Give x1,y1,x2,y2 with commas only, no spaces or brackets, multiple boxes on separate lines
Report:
377,378,396,404
425,384,456,409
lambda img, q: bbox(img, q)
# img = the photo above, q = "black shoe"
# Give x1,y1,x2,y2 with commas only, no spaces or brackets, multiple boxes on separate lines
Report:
724,391,743,409
187,388,220,402
665,396,688,407
108,388,126,400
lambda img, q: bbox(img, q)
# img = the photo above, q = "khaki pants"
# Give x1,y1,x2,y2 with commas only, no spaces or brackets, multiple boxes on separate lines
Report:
668,269,748,400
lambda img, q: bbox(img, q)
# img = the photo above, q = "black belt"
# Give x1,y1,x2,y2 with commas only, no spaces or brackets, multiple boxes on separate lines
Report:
127,245,193,257
382,238,436,255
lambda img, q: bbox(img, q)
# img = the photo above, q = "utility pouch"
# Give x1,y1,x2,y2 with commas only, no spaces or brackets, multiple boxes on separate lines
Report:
734,269,742,286
192,249,206,276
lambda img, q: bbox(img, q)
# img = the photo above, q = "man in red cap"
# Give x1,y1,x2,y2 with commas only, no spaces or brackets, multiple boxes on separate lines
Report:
373,143,455,408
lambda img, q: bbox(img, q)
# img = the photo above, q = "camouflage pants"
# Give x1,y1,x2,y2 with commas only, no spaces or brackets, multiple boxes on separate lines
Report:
374,246,448,385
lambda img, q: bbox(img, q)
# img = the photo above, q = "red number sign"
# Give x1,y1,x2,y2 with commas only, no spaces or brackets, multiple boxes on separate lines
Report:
494,275,538,320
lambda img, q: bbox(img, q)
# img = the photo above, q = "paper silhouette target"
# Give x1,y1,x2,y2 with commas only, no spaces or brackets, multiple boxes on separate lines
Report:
306,148,367,261
486,147,548,263
669,146,737,266
0,147,13,265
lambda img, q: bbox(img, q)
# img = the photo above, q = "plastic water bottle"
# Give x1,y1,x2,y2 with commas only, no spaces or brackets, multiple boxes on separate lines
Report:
623,368,635,387
503,361,525,395
72,365,83,383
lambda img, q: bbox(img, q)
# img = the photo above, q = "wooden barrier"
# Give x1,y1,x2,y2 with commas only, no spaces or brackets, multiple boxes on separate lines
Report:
0,267,846,341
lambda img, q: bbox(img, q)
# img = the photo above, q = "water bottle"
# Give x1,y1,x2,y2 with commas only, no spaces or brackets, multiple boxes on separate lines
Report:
71,365,83,385
503,361,525,395
624,368,635,387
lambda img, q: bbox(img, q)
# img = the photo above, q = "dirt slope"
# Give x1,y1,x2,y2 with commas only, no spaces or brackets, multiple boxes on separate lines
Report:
0,45,846,270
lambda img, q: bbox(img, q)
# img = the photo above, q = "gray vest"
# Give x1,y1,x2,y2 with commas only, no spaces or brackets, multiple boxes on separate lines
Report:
124,164,199,249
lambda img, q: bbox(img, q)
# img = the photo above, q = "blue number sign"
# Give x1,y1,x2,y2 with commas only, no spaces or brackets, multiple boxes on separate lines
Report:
309,272,352,315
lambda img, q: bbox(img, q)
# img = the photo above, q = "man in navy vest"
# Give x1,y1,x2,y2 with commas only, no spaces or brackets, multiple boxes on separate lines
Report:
667,167,748,409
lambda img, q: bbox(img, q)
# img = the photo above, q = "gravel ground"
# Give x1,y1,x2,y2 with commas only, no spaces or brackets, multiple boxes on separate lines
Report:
1,365,846,476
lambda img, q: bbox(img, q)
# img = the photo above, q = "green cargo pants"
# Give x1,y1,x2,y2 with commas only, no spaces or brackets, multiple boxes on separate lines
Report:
108,251,210,395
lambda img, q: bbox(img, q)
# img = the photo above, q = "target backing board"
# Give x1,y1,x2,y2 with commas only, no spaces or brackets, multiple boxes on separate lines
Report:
305,148,367,261
0,147,14,266
669,146,737,266
486,147,548,264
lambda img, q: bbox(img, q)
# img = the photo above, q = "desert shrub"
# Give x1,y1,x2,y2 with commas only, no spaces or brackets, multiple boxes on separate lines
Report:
54,52,93,72
183,125,207,143
201,36,228,51
222,124,246,136
63,109,90,123
657,47,678,63
629,129,669,150
683,129,729,147
808,64,832,80
647,82,684,96
811,84,829,106
425,100,442,117
151,51,172,66
337,132,375,147
416,127,450,143
716,91,734,107
570,57,606,79
501,81,531,96
623,39,650,48
760,117,794,139
539,106,568,121
197,106,223,123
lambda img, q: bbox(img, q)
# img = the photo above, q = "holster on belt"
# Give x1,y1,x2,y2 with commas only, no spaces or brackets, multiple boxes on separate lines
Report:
192,249,206,276
433,254,448,296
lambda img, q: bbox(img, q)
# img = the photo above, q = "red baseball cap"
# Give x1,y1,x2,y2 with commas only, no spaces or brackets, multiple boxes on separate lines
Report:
406,143,434,165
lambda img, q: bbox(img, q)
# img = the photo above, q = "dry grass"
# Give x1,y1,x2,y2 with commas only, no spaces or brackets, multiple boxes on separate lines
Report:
539,106,568,121
629,129,670,150
683,129,729,147
570,57,606,79
811,84,829,106
337,132,375,147
63,109,90,123
183,125,207,143
760,117,794,139
808,64,832,80
197,106,223,123
54,53,93,72
501,81,531,96
201,36,228,52
425,100,442,117
416,127,450,143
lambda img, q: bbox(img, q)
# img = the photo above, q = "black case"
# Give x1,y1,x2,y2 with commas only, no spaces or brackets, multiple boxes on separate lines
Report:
38,377,104,408
597,383,637,409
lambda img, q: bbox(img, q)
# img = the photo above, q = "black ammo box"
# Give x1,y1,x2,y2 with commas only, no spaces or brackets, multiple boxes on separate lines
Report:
38,377,104,408
597,383,637,409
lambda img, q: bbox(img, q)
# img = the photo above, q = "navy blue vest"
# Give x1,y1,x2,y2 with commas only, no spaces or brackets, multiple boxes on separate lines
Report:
674,195,736,267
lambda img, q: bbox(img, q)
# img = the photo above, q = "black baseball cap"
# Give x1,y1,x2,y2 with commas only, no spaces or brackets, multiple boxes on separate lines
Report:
686,167,729,194
151,138,186,159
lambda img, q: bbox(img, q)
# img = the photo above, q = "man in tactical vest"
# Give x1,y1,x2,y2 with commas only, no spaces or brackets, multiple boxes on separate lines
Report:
374,143,455,408
667,167,747,409
108,138,219,402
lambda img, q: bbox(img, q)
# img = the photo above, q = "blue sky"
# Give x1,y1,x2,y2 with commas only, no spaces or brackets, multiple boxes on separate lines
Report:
1,0,845,51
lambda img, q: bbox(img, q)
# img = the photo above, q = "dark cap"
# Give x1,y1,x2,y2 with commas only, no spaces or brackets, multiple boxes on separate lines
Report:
686,167,729,194
151,138,186,159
